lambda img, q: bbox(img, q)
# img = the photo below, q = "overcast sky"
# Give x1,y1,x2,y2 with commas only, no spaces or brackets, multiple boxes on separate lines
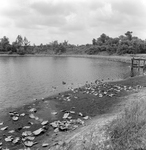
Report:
0,0,146,45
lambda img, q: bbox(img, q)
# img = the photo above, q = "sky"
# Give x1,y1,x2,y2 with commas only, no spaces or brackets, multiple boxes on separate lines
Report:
0,0,146,45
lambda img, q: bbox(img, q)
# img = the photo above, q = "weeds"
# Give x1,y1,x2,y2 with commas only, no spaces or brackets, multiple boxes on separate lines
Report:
107,99,146,150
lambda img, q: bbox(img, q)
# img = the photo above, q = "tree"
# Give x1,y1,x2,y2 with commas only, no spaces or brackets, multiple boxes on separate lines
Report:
0,36,10,51
125,31,133,41
62,40,68,46
98,33,109,43
16,35,23,46
23,37,30,52
50,40,58,51
92,38,96,45
23,37,30,46
56,44,66,54
12,35,24,54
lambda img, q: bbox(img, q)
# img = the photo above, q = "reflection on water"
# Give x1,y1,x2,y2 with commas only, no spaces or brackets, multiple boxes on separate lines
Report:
0,57,130,110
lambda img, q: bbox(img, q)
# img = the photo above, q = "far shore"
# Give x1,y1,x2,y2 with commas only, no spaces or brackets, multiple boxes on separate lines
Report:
0,53,137,62
0,53,146,64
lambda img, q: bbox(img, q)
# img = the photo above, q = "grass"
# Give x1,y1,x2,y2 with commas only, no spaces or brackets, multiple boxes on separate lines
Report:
107,99,146,150
50,99,146,150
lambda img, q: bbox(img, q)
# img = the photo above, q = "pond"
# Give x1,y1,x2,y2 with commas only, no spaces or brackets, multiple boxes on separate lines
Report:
0,56,130,110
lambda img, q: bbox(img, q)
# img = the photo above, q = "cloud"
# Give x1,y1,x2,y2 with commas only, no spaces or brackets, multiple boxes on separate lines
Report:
0,0,146,44
111,0,146,17
30,1,74,16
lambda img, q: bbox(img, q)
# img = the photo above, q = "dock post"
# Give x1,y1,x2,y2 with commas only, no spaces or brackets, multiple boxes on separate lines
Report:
138,59,140,71
143,60,145,73
131,58,134,77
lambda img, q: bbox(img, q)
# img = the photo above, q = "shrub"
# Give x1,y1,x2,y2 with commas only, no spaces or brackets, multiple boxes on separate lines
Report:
106,45,117,55
107,100,146,150
85,46,100,55
99,45,108,51
117,44,129,55
54,44,66,54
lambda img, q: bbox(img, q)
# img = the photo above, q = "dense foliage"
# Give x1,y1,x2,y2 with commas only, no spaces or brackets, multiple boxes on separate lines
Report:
0,31,146,55
91,31,146,55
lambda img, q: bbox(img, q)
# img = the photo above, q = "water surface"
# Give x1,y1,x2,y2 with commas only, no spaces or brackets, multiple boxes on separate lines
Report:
0,56,130,110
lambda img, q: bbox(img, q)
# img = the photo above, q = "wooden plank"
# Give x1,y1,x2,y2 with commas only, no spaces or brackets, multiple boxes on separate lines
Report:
133,58,146,61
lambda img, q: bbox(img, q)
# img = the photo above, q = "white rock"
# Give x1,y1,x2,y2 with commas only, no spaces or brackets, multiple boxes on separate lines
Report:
24,141,34,147
29,114,35,119
2,148,9,150
33,128,44,136
34,116,39,120
51,111,58,115
24,136,35,141
12,116,19,121
5,136,13,142
29,108,37,113
13,137,20,144
20,113,25,116
54,128,59,133
70,111,75,114
83,116,89,120
41,120,48,125
8,130,15,133
99,94,103,97
79,112,83,117
0,122,3,125
50,122,58,128
0,126,8,131
23,126,31,129
63,113,69,119
22,131,32,137
42,143,49,147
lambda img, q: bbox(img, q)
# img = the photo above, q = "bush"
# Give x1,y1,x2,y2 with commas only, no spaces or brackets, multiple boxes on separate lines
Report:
99,45,108,51
106,45,117,54
85,46,100,55
117,44,129,55
107,100,146,150
54,44,66,54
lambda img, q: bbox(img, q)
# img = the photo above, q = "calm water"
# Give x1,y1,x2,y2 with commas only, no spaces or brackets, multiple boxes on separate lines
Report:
0,56,130,110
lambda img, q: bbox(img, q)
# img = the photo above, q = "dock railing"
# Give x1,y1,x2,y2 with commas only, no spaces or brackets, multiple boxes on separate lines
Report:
131,57,146,77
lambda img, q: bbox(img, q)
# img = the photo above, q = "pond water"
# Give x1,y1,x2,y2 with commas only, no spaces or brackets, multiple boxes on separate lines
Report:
0,56,130,110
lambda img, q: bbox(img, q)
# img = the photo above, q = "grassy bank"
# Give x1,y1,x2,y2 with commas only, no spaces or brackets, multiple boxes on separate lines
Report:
107,97,146,150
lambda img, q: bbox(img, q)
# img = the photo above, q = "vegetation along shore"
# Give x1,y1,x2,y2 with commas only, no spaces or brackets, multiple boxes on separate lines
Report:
0,31,146,56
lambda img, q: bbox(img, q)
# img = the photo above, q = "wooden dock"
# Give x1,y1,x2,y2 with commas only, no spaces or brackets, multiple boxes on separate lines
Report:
131,58,146,76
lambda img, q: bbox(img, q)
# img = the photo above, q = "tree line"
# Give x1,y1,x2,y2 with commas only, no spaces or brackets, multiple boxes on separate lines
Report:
89,31,146,55
0,35,70,55
0,31,146,55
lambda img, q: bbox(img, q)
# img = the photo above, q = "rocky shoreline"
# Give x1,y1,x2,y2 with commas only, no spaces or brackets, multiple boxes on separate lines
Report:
0,75,146,149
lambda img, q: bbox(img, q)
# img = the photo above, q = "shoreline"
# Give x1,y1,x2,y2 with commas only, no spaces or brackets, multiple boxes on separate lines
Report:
0,75,146,149
0,53,135,63
1,53,146,65
0,53,133,115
